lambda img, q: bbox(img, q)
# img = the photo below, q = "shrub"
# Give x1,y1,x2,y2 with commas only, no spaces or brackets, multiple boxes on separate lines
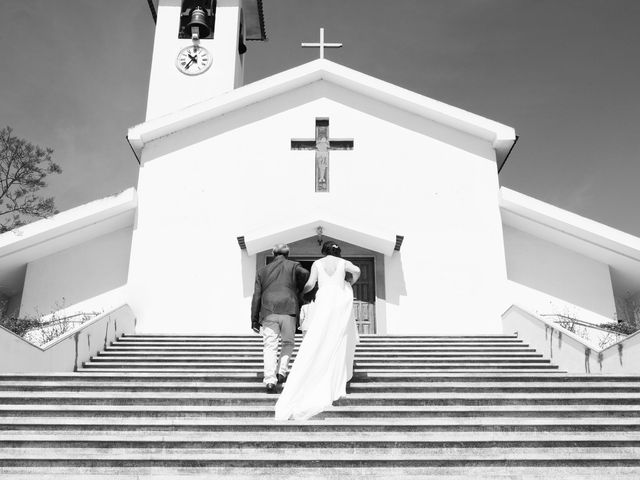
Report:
599,322,639,336
0,311,99,346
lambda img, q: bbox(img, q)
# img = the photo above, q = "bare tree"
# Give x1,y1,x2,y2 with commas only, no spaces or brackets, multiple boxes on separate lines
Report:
0,127,62,233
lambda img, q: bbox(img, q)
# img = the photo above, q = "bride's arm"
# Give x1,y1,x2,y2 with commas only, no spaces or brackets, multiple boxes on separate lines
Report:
302,262,319,294
345,260,360,285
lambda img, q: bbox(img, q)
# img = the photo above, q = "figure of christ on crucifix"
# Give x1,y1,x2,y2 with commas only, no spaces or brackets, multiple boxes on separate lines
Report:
291,118,354,192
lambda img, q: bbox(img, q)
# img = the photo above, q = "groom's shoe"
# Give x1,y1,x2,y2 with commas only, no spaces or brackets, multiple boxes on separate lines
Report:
265,383,277,394
277,374,287,384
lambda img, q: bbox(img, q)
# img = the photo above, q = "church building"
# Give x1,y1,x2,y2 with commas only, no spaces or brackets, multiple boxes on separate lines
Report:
1,0,639,339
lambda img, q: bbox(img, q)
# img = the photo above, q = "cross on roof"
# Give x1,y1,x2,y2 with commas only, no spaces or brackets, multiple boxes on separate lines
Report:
301,28,342,59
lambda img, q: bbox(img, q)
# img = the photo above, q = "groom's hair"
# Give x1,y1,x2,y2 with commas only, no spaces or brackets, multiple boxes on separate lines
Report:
321,240,341,257
272,244,290,258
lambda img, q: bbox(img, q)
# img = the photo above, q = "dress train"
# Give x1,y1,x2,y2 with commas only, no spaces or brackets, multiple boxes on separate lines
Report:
274,259,358,420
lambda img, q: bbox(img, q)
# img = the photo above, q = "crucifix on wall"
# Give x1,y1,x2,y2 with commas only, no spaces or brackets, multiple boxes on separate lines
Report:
291,118,354,192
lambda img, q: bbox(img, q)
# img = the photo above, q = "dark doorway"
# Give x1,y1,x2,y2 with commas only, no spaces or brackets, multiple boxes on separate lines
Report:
266,256,376,333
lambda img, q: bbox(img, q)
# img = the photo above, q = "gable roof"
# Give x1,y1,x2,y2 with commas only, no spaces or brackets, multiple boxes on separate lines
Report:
128,59,516,165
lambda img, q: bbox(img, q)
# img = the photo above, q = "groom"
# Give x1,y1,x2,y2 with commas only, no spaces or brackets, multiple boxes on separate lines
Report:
251,244,309,393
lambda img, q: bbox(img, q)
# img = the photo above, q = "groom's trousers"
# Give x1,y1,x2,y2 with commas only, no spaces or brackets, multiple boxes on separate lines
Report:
261,313,296,385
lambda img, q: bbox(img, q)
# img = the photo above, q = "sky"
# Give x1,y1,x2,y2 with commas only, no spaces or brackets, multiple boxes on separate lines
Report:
1,0,639,235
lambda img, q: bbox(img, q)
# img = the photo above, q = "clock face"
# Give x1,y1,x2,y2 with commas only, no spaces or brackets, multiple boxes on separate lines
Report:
176,45,212,76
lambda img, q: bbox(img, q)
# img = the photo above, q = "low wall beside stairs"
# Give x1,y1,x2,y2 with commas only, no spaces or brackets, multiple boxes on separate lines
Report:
503,305,640,374
0,304,136,373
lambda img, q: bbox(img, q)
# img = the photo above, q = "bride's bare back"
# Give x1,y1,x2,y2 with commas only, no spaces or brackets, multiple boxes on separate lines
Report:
303,255,361,293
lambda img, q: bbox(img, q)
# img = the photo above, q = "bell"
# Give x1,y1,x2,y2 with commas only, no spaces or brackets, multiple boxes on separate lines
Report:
188,7,211,39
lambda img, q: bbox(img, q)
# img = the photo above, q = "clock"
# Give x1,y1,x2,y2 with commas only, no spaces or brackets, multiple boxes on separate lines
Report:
176,45,212,76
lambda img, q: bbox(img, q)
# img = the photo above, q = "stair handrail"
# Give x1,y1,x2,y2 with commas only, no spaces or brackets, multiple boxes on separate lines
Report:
0,304,136,373
539,313,634,340
503,305,640,374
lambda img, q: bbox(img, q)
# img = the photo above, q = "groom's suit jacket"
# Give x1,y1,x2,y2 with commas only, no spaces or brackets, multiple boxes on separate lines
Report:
251,255,309,326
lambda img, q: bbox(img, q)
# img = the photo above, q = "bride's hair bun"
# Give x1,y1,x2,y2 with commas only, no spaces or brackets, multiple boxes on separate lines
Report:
321,240,342,257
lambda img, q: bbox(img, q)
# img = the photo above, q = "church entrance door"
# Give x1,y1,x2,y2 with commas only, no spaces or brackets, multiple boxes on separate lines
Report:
266,256,377,334
349,258,376,334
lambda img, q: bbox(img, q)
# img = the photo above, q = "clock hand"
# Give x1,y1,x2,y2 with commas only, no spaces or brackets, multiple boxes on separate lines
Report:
185,53,200,69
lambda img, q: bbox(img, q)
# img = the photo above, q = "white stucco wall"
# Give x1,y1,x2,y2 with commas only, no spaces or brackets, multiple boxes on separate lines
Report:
19,227,133,320
128,81,508,334
503,225,616,325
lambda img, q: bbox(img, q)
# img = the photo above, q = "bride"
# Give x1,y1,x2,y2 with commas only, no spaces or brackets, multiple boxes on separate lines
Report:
274,241,361,420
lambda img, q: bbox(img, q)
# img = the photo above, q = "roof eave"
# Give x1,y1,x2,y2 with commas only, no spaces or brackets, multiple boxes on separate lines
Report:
500,187,640,262
240,211,400,256
244,0,267,41
0,189,138,270
128,59,516,159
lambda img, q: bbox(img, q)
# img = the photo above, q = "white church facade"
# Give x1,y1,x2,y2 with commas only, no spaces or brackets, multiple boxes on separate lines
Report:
1,0,639,338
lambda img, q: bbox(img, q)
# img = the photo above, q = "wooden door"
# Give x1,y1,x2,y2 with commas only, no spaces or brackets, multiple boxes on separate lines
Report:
348,258,376,334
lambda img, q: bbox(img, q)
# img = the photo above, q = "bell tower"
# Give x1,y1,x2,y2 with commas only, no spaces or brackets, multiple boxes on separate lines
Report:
145,0,266,120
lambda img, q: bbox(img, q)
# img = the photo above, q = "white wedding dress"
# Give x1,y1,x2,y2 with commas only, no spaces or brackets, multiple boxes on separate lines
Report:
274,258,359,420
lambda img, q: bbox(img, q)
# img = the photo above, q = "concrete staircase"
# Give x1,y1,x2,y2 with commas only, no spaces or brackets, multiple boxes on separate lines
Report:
1,333,640,478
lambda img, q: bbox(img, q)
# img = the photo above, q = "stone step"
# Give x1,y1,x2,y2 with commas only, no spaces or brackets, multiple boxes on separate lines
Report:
2,391,640,406
118,336,523,339
113,340,528,347
106,344,538,351
97,351,545,358
78,368,565,374
2,431,640,450
2,404,638,418
81,361,558,368
88,356,550,364
2,448,640,467
5,430,640,439
0,372,593,380
3,372,608,386
2,381,640,393
2,416,639,432
113,338,527,344
347,382,637,393
355,372,586,380
119,335,524,340
117,337,524,341
0,466,638,479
